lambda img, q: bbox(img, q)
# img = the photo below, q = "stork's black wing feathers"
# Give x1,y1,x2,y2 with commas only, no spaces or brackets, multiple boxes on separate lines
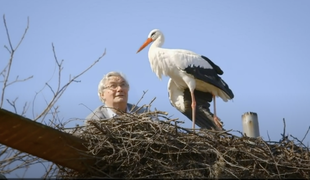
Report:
201,55,223,75
182,88,223,130
184,65,234,99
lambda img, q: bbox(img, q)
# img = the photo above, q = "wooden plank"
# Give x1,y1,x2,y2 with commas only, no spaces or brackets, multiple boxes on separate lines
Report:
0,108,95,172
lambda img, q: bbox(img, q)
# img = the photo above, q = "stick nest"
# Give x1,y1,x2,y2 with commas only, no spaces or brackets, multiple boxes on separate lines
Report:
57,111,310,179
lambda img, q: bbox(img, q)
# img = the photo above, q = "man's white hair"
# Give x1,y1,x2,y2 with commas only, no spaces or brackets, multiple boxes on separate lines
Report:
98,71,129,103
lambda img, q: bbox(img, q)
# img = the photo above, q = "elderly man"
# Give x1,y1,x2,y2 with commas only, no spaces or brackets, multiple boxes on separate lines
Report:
85,71,148,124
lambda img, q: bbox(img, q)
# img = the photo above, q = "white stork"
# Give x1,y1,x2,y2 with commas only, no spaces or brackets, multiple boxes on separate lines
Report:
136,29,234,130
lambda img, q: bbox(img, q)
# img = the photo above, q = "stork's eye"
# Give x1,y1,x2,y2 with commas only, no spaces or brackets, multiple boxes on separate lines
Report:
151,32,156,37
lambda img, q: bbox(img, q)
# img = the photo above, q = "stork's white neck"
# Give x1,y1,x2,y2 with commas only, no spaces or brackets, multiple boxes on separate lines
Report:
151,33,165,48
147,32,170,80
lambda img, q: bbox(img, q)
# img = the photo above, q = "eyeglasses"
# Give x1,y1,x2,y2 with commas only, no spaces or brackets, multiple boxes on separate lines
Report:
104,83,129,90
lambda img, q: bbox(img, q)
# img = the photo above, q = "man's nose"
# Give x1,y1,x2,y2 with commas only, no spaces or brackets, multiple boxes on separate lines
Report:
116,85,123,91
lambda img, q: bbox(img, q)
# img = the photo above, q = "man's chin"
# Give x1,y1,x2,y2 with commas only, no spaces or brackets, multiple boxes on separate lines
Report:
115,97,127,102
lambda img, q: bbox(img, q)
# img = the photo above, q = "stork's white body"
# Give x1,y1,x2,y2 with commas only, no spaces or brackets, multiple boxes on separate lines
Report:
148,35,230,102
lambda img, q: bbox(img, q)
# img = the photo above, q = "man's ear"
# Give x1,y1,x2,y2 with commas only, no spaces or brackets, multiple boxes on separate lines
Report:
100,92,105,101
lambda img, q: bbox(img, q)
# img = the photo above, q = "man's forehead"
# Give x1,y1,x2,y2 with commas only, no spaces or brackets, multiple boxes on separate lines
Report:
107,76,125,83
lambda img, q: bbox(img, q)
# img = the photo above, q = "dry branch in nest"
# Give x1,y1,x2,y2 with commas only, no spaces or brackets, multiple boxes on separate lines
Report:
56,111,310,179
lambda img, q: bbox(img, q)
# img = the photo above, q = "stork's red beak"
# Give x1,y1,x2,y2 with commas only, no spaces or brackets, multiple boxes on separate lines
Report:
136,38,153,53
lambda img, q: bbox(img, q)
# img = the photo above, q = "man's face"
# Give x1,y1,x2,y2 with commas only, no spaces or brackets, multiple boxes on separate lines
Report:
101,75,129,106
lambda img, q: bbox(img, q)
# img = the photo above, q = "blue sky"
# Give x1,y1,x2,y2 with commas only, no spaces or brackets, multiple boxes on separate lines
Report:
1,0,310,178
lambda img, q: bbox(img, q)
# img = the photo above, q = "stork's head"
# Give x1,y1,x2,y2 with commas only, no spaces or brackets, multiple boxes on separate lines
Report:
136,29,163,53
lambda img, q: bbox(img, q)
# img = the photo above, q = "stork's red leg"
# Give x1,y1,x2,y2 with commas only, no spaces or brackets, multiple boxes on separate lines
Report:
213,95,216,118
190,91,196,130
213,95,223,130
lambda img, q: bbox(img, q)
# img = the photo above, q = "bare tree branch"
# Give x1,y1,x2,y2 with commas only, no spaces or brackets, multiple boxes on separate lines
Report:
0,15,29,107
6,97,18,113
3,14,13,52
33,44,106,121
0,15,106,178
301,126,310,143
6,75,34,87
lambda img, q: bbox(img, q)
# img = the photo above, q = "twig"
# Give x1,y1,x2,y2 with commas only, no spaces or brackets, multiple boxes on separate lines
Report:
33,45,106,121
6,75,33,87
130,90,148,113
301,126,310,144
3,14,14,52
6,97,18,113
281,118,286,141
0,15,29,107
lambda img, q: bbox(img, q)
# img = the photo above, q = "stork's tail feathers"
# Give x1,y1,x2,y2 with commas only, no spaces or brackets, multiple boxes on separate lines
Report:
182,89,224,130
196,105,224,131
